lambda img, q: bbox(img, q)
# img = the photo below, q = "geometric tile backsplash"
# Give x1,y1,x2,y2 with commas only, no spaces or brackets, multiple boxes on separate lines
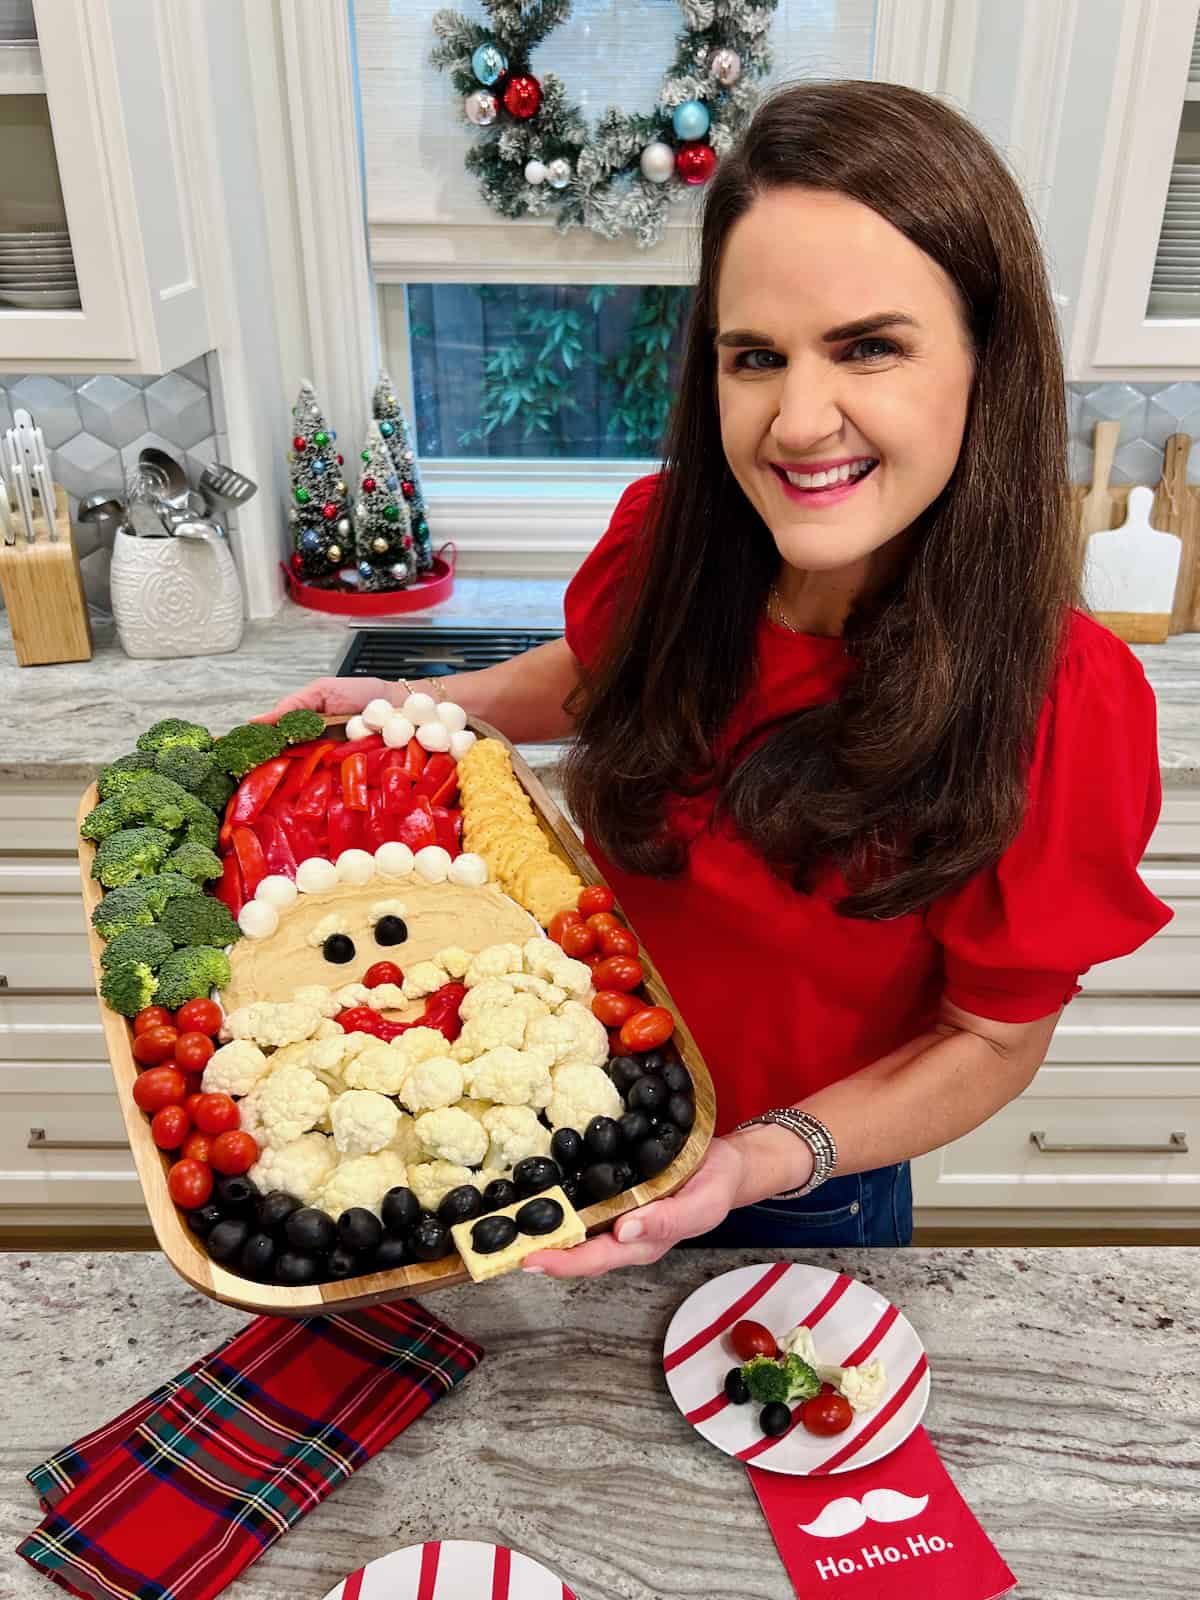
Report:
1069,381,1200,486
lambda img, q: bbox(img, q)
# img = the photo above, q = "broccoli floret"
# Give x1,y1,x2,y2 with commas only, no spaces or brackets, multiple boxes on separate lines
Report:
781,1352,821,1401
740,1353,821,1406
91,826,174,888
154,745,216,794
164,841,223,884
96,751,156,800
111,772,191,833
99,925,175,973
195,766,235,812
80,796,130,842
154,945,231,1009
136,718,213,755
211,723,287,778
276,708,325,744
179,794,220,849
92,885,157,941
100,962,159,1017
158,893,241,949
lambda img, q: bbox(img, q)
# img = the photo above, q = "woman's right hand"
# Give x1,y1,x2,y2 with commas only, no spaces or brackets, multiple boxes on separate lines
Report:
255,676,399,722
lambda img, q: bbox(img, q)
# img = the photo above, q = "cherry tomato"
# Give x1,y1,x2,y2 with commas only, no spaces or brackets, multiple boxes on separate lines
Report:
182,1131,213,1164
801,1393,854,1437
548,909,584,945
363,960,405,989
150,1104,191,1150
580,951,605,972
192,1092,240,1135
133,1005,173,1036
591,955,644,993
210,1129,259,1176
578,884,614,917
619,1005,674,1052
173,998,223,1037
819,1381,838,1396
730,1319,779,1361
184,1092,207,1121
585,911,622,937
184,1073,205,1098
591,990,646,1028
132,1025,178,1066
599,925,639,958
132,1066,187,1114
168,1158,213,1210
174,1031,215,1072
560,922,599,959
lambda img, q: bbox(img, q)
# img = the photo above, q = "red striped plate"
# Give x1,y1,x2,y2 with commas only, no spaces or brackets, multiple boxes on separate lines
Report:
322,1540,574,1599
662,1262,930,1476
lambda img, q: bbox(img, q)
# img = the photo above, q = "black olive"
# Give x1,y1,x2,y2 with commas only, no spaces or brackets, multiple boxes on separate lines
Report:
612,1161,636,1192
580,1161,621,1202
760,1402,792,1438
513,1155,561,1197
338,1207,383,1255
666,1093,696,1132
471,1215,519,1255
661,1061,691,1094
619,1110,653,1148
373,1235,409,1270
635,1137,674,1180
325,1245,361,1280
657,1122,685,1158
627,1075,667,1114
374,914,408,946
275,1250,320,1285
206,1218,250,1262
438,1185,483,1226
408,1216,452,1261
322,932,356,964
560,1174,581,1206
725,1367,751,1405
285,1207,337,1256
214,1174,258,1218
584,1116,621,1159
381,1186,420,1233
256,1191,302,1234
515,1197,564,1236
185,1202,222,1237
482,1178,519,1212
608,1055,646,1095
550,1126,584,1169
238,1231,277,1280
638,1049,667,1074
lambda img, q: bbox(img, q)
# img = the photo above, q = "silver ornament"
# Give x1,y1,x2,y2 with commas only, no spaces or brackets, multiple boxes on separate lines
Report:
401,449,414,464
337,517,351,535
465,89,499,127
390,563,410,580
339,566,359,586
546,157,572,189
524,158,547,185
711,47,742,86
639,140,675,185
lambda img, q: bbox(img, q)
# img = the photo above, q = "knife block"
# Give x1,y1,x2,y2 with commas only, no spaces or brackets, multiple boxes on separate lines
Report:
0,484,93,666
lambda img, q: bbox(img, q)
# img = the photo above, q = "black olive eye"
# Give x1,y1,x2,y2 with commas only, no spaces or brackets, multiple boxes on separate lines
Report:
322,933,356,964
374,914,408,946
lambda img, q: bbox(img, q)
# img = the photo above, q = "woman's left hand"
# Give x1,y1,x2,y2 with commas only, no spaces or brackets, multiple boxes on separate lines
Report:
523,1136,747,1278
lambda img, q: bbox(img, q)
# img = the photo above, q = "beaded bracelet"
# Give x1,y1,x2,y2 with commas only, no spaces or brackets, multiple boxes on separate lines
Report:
730,1108,838,1199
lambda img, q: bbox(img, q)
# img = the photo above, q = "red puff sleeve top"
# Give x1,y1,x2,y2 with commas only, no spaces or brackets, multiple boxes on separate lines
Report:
563,474,1173,1134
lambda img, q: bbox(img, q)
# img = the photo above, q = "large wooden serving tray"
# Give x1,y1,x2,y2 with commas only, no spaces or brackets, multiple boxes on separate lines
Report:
77,715,716,1315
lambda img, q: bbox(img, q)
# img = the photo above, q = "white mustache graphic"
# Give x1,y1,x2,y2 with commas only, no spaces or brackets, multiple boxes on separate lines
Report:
798,1489,930,1539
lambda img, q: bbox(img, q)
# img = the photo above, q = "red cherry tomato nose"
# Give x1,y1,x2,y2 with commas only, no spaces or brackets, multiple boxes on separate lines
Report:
729,1319,779,1361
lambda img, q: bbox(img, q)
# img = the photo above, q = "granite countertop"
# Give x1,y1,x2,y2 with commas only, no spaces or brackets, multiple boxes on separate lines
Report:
1,1249,1196,1599
1,584,1198,784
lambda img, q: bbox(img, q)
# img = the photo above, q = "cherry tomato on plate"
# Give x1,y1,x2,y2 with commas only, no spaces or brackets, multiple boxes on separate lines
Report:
132,1066,187,1115
363,960,404,989
578,884,615,917
150,1104,191,1150
730,1319,779,1361
133,1005,173,1036
599,925,638,958
174,1031,215,1073
560,922,599,959
591,955,644,993
182,1131,214,1164
591,990,646,1028
547,909,583,945
801,1393,853,1437
132,1025,178,1067
819,1381,839,1396
173,997,222,1037
579,951,605,972
184,1092,207,1122
192,1093,240,1136
585,911,621,937
168,1158,213,1210
210,1129,259,1176
619,1005,674,1052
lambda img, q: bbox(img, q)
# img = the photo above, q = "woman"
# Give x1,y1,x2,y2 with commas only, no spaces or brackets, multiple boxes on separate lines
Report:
266,82,1171,1269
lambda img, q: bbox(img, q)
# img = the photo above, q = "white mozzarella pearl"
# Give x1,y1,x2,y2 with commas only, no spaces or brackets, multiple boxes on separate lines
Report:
449,729,477,760
374,841,414,878
361,697,396,731
344,715,370,741
295,856,339,895
401,692,439,725
381,714,415,748
448,851,489,887
255,874,298,910
416,720,451,752
435,701,468,734
336,848,376,886
238,900,279,939
413,845,452,883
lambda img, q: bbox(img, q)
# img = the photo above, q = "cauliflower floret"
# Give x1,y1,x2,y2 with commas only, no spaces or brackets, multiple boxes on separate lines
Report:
386,1110,424,1166
201,1039,271,1098
333,982,373,1011
456,1097,492,1124
258,1064,331,1146
306,912,349,948
363,982,406,1011
250,1131,337,1206
465,1044,554,1109
835,1359,888,1413
312,1017,344,1040
465,943,524,986
407,1159,477,1213
402,959,449,1001
434,945,473,980
414,1106,489,1167
342,1040,411,1096
546,1060,622,1132
330,1088,401,1155
235,1080,268,1147
319,1150,408,1219
369,898,407,923
482,1104,552,1170
399,1055,465,1113
528,1002,608,1071
522,936,594,998
523,1013,579,1067
496,972,567,1008
457,979,516,1022
292,984,340,1018
454,1003,532,1061
223,1000,323,1049
396,1026,452,1069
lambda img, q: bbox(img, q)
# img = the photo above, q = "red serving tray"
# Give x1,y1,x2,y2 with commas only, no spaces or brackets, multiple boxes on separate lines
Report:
283,545,456,615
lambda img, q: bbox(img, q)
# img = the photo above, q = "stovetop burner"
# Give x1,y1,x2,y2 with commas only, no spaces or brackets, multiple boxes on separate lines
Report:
334,624,562,682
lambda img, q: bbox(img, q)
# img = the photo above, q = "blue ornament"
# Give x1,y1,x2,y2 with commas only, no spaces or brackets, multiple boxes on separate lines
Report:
311,458,327,474
379,420,395,438
329,429,336,441
299,529,323,554
472,41,507,86
358,560,374,579
386,474,399,491
672,99,711,141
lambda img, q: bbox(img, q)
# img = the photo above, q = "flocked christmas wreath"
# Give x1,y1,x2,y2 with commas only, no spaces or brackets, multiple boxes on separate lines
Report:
430,0,779,249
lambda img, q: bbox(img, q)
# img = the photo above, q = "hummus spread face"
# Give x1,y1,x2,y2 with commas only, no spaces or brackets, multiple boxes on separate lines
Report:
220,877,538,1014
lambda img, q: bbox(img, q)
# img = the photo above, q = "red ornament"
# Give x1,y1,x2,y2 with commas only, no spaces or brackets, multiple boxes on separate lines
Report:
336,454,344,465
503,73,542,120
402,481,415,499
403,534,413,548
290,553,304,574
362,476,376,493
675,141,717,185
292,435,307,452
321,501,338,520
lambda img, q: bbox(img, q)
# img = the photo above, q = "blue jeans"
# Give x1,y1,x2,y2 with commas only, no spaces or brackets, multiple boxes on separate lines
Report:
682,1162,913,1249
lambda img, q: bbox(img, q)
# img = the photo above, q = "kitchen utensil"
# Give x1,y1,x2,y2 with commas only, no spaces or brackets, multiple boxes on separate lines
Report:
199,458,257,508
1078,419,1120,571
76,492,125,530
0,480,92,665
109,515,244,658
1083,484,1183,643
136,445,190,506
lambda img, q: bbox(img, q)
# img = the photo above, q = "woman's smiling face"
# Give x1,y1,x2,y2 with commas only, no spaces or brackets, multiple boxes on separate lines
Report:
715,186,976,587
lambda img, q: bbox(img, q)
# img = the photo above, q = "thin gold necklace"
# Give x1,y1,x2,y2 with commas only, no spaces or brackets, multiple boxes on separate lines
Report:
768,582,805,634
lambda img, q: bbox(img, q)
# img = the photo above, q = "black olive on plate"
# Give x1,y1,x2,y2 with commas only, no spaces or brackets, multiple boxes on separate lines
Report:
638,1049,667,1074
438,1185,484,1226
214,1174,258,1218
374,914,408,947
322,933,356,964
584,1116,621,1160
661,1061,691,1095
515,1197,564,1236
338,1207,383,1255
206,1217,250,1262
725,1367,751,1405
760,1402,792,1438
580,1161,621,1203
256,1191,302,1234
482,1177,519,1212
612,1161,636,1193
627,1075,667,1114
619,1110,653,1148
666,1093,696,1132
238,1233,277,1280
635,1138,674,1180
608,1056,646,1095
471,1215,519,1255
276,1250,320,1286
513,1155,561,1197
325,1245,361,1280
285,1207,337,1256
381,1186,420,1233
408,1216,453,1261
373,1235,409,1271
550,1126,584,1169
560,1174,581,1207
185,1202,222,1237
657,1123,685,1159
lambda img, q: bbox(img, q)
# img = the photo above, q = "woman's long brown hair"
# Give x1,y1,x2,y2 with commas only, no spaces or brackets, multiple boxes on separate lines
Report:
562,80,1080,919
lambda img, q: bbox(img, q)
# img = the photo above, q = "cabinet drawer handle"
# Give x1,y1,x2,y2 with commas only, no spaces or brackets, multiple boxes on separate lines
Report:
1029,1130,1188,1155
27,1126,130,1152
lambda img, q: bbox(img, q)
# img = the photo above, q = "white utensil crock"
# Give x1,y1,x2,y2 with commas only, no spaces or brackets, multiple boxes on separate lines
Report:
109,526,244,659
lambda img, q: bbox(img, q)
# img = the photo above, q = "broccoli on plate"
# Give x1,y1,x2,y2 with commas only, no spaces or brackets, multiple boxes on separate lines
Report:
211,723,287,779
194,766,235,812
90,872,202,941
276,708,326,745
164,841,223,884
100,962,159,1018
135,718,213,755
109,772,191,833
158,893,240,949
91,826,174,888
79,796,129,843
96,751,156,800
153,745,216,794
155,945,232,1009
741,1352,821,1406
98,925,174,974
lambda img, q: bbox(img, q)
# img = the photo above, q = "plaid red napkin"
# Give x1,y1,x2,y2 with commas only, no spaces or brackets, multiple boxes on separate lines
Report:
17,1300,483,1600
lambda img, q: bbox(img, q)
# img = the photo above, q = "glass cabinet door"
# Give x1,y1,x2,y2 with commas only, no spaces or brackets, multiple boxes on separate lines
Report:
1147,10,1200,320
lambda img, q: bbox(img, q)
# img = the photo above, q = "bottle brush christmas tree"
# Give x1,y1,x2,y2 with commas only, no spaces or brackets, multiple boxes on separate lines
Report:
352,420,416,591
373,368,433,574
288,380,351,584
